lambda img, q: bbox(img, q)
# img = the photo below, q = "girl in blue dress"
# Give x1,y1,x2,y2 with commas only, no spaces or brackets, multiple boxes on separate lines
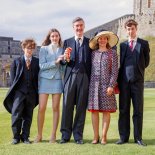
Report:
35,28,64,143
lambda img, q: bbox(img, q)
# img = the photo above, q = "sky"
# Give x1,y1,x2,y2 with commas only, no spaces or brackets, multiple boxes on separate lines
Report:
0,0,133,45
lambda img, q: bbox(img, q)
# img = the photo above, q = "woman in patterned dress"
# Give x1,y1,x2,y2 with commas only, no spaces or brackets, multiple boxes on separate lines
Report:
88,30,119,144
35,28,64,143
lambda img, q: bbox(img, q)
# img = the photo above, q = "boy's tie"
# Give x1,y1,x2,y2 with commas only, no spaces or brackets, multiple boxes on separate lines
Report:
26,59,31,70
129,40,134,51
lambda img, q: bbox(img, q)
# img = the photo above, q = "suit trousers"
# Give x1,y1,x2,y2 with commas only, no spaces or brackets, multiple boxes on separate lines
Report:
118,79,144,141
11,90,36,139
61,71,89,141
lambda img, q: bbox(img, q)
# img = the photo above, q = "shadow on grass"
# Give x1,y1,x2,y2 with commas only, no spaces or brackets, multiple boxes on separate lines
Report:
83,138,155,146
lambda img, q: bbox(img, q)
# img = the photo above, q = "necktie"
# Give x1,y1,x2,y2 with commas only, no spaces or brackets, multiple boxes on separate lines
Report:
77,38,81,49
26,59,31,70
76,38,81,63
129,40,134,51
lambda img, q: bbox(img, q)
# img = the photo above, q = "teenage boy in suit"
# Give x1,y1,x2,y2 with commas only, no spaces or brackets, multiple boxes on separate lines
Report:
3,38,39,144
116,19,150,146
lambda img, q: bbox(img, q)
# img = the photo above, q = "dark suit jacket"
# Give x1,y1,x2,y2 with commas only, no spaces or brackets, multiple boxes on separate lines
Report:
62,36,92,85
3,56,39,113
118,38,150,83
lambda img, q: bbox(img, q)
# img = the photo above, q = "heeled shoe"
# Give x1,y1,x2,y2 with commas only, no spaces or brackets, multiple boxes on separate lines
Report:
101,140,107,145
34,137,42,143
92,137,100,144
101,138,107,145
92,139,99,144
49,138,57,143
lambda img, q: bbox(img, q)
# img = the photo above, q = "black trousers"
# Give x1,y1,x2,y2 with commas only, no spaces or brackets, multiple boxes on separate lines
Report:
60,71,89,141
11,90,36,140
118,79,144,141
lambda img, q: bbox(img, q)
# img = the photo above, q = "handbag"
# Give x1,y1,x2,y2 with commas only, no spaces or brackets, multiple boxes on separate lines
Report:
113,83,120,94
108,50,120,94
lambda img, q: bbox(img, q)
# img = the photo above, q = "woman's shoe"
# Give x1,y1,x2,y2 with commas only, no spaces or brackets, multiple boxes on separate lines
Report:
34,137,42,143
101,139,107,145
49,138,57,143
92,137,100,144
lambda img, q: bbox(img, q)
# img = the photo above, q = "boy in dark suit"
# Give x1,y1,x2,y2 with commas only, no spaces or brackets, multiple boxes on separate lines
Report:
3,38,39,144
116,19,150,146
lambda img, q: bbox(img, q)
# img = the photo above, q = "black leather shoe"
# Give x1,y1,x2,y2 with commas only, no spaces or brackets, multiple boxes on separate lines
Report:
135,140,147,146
115,139,128,145
76,140,84,144
59,139,69,144
12,139,20,145
21,137,31,144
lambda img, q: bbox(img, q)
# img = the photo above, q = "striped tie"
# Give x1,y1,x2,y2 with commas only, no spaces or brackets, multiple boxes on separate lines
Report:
26,59,31,70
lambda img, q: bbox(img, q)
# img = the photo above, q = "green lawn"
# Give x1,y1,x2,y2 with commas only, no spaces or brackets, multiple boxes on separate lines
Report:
0,88,155,155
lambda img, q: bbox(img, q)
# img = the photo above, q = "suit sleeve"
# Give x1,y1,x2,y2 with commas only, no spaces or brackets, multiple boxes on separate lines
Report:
109,50,118,87
144,41,150,68
119,43,123,66
10,60,16,85
117,43,123,83
39,46,57,71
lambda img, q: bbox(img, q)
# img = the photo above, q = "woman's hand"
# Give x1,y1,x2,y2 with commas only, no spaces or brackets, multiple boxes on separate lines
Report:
55,55,64,64
106,87,114,96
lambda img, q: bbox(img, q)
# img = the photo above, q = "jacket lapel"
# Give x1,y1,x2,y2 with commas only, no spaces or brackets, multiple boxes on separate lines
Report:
82,37,87,62
31,56,35,77
70,37,76,60
134,38,141,63
121,41,128,66
20,56,25,75
15,56,24,81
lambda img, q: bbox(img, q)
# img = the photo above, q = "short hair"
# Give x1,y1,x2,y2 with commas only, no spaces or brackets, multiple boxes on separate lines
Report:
124,19,138,28
72,17,85,24
21,38,37,49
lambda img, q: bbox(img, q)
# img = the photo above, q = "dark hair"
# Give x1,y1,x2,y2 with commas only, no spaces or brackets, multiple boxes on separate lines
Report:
72,17,85,24
21,38,37,49
42,28,62,47
124,19,138,28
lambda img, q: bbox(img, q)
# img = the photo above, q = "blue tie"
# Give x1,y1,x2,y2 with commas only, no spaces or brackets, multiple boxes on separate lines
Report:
76,38,81,63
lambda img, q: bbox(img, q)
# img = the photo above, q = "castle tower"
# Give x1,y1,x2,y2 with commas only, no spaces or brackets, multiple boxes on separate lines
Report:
118,0,155,40
134,0,155,37
133,0,155,16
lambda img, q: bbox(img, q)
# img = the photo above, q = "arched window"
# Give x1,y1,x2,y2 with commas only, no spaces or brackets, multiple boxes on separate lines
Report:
148,0,151,8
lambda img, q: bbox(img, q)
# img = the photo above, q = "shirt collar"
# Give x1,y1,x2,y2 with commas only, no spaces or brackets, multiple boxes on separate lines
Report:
128,37,137,43
24,55,32,61
75,36,84,42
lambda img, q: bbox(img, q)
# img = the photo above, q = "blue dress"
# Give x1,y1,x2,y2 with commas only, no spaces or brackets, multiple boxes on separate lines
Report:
38,44,64,94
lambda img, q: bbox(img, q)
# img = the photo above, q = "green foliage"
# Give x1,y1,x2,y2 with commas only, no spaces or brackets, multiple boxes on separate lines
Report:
0,88,155,155
145,37,155,81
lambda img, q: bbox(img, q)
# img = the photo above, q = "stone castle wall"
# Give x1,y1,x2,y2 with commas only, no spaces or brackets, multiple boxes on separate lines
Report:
0,0,155,87
0,37,39,58
85,0,155,40
0,37,39,87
